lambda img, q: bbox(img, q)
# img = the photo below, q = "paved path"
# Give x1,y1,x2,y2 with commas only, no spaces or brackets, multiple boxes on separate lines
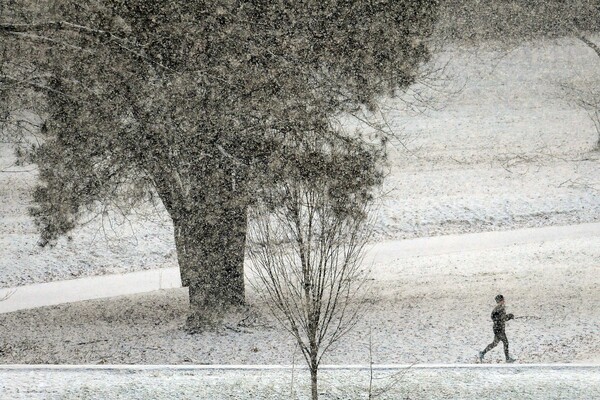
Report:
0,267,182,314
1,364,599,399
2,363,599,370
1,222,599,314
367,221,600,262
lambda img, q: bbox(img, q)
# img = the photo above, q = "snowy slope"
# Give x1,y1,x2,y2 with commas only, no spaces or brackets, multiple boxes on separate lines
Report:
1,38,600,288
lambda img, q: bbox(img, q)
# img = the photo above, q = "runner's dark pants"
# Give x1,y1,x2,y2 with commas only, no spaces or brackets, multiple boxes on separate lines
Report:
482,330,509,360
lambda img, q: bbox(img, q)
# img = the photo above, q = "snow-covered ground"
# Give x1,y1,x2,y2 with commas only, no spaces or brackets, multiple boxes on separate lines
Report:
1,38,600,288
2,366,599,400
0,36,599,391
0,37,599,400
1,222,598,314
1,232,598,365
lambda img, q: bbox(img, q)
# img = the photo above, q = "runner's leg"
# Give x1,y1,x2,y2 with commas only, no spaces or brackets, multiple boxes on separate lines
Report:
497,332,510,360
482,335,500,355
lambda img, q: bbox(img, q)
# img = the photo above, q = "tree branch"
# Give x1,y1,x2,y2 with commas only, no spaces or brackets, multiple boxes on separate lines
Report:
577,35,600,59
1,74,77,100
0,20,173,72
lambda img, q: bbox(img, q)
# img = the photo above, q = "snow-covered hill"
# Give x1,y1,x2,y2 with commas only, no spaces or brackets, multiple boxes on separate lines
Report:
1,38,600,287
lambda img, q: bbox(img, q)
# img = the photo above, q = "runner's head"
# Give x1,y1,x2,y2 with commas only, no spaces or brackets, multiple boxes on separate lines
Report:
495,294,505,304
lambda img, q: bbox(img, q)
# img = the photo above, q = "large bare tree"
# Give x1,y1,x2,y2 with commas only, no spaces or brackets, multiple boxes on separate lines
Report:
0,1,438,327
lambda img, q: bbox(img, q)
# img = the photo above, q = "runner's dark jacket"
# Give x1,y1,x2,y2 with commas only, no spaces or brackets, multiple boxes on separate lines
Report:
491,304,514,333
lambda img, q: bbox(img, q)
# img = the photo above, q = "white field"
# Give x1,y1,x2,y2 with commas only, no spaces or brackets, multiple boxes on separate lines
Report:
0,231,598,365
0,38,599,369
1,366,599,399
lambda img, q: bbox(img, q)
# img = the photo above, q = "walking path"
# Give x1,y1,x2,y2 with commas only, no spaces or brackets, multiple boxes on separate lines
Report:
1,222,599,314
367,221,600,261
2,364,599,400
1,363,599,370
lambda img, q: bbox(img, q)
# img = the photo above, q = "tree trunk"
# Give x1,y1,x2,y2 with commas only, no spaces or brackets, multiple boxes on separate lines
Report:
173,196,248,330
310,360,319,400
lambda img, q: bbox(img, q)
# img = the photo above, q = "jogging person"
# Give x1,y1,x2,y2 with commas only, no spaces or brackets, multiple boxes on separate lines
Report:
479,294,515,363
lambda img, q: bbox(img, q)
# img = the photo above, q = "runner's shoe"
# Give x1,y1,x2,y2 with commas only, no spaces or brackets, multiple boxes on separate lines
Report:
478,351,485,362
506,357,516,363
